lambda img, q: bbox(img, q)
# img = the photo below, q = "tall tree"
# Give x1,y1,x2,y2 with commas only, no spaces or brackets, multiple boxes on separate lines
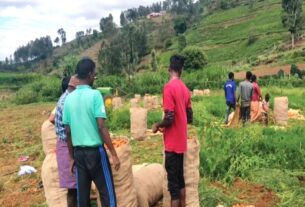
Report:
100,14,116,35
57,28,67,45
54,37,60,46
151,49,158,71
120,12,128,27
282,0,304,48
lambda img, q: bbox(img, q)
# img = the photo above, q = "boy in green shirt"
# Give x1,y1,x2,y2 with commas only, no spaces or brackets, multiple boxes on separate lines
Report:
63,58,120,207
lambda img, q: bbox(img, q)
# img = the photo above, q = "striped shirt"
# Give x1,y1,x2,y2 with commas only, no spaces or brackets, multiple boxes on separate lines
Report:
55,90,69,141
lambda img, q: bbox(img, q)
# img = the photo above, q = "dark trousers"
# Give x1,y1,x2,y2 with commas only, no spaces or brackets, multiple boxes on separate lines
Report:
240,106,250,124
74,146,116,207
165,151,185,200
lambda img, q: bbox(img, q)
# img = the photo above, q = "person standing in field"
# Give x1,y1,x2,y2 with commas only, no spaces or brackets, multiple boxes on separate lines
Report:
237,71,253,124
153,55,193,207
55,75,80,207
250,74,262,122
224,72,236,124
63,58,120,207
261,93,270,126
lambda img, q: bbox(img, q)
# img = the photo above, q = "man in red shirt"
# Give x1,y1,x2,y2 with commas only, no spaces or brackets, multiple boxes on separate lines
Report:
153,55,192,207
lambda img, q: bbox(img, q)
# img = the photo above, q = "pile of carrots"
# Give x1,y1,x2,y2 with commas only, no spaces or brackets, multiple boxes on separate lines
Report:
104,138,128,149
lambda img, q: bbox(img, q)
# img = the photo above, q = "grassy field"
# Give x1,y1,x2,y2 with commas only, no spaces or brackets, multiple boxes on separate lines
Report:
0,87,304,206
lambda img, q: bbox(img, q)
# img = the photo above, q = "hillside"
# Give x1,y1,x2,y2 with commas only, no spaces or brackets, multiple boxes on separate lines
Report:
159,0,305,73
2,0,305,79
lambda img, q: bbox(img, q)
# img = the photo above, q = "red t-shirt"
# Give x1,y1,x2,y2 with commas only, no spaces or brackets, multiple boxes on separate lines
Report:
163,78,191,153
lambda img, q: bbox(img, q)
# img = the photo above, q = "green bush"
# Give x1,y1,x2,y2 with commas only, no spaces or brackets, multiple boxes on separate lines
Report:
181,46,207,70
147,109,163,128
178,34,187,51
106,107,130,131
174,16,187,34
14,86,39,105
14,77,61,105
164,39,173,49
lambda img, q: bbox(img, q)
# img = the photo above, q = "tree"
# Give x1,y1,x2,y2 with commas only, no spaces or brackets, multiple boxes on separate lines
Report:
57,28,67,45
151,49,158,71
138,6,150,17
178,34,187,51
100,14,116,35
93,29,99,39
126,8,139,22
282,0,304,48
75,31,85,45
86,28,92,35
120,12,128,27
54,37,60,46
174,16,187,34
5,57,9,65
61,55,79,77
181,46,207,70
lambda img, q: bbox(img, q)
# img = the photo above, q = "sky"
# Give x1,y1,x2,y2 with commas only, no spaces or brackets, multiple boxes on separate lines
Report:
0,0,157,60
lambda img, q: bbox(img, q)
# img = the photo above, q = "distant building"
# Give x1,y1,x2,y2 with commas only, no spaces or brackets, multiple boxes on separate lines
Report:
147,12,163,19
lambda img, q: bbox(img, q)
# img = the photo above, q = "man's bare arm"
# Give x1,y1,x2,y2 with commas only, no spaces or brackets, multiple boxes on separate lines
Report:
96,118,120,170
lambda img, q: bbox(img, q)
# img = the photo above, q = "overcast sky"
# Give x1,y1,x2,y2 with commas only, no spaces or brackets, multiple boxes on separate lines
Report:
0,0,157,60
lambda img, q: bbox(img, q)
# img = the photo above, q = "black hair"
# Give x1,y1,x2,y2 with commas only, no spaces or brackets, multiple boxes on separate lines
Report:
228,72,234,79
265,93,270,102
76,57,96,80
170,55,184,73
251,74,257,82
62,76,71,93
246,71,252,80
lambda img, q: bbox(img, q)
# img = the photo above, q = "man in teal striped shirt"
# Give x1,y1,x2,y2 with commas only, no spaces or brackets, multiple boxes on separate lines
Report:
63,58,120,207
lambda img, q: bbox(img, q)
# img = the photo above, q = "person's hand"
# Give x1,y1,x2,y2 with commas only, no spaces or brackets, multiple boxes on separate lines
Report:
158,127,164,133
152,124,159,133
112,155,120,171
70,159,75,175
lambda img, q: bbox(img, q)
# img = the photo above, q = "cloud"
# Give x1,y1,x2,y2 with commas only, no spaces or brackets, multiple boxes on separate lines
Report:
0,0,157,60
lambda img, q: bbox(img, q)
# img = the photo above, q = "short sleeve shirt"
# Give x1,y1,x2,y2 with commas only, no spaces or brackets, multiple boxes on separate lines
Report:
63,85,106,147
224,80,236,104
163,78,191,153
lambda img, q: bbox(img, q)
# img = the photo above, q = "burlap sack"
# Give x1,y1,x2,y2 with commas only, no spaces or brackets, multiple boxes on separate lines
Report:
133,164,164,207
42,153,68,207
163,137,200,207
151,96,160,109
112,97,123,110
203,89,211,96
130,107,147,140
106,137,137,207
135,94,141,102
144,95,154,110
130,98,139,108
193,89,204,96
41,120,57,155
274,97,288,126
228,105,240,127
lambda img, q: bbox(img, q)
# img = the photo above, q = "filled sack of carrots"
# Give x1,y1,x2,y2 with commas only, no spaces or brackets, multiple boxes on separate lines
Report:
133,164,164,207
104,137,138,207
274,97,288,126
112,97,123,110
163,137,200,207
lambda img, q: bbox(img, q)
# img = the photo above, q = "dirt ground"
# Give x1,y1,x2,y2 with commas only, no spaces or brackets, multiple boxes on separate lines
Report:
213,178,278,207
0,103,54,206
235,63,305,80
